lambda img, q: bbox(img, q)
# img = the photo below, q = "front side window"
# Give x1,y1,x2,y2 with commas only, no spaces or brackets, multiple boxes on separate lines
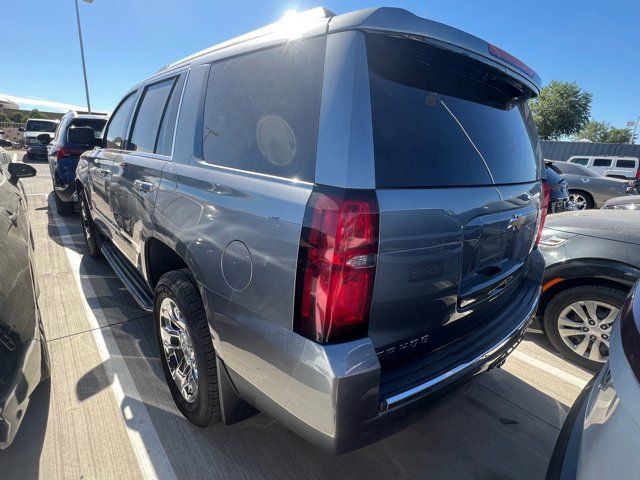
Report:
593,158,612,167
570,157,589,165
616,159,636,169
105,93,137,150
129,78,177,154
202,36,326,181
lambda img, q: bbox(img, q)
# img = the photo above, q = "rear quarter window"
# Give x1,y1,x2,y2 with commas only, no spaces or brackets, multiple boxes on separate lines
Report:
593,158,612,167
202,36,326,182
616,159,636,169
366,33,540,188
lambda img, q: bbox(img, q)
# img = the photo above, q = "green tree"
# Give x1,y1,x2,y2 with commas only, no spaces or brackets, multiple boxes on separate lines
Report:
9,111,27,124
530,80,592,140
607,127,634,143
28,109,48,119
576,120,635,143
0,112,10,123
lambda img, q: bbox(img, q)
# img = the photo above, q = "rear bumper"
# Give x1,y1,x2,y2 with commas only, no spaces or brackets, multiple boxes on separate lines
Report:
54,182,78,203
212,251,543,454
26,144,47,157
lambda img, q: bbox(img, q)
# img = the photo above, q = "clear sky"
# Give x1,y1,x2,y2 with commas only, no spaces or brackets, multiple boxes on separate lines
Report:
1,0,638,127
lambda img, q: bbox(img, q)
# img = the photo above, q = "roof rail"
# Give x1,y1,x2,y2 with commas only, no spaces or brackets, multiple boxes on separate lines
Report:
159,7,335,72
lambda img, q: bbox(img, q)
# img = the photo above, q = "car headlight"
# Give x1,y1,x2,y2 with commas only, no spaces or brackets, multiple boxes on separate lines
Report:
611,203,640,210
538,229,577,247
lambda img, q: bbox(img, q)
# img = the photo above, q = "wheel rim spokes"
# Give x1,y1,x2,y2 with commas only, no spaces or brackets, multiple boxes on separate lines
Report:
159,297,198,403
557,300,618,364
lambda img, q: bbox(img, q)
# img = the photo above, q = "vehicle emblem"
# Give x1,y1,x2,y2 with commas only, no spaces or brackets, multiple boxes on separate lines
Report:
507,214,525,231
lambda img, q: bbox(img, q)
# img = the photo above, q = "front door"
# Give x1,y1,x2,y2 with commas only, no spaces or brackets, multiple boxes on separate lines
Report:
111,73,185,267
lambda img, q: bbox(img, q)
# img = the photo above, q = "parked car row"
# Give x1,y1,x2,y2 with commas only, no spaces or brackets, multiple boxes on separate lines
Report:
3,8,638,473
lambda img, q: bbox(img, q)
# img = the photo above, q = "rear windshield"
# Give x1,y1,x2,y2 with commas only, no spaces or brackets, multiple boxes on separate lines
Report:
25,120,57,132
366,33,541,188
69,118,107,140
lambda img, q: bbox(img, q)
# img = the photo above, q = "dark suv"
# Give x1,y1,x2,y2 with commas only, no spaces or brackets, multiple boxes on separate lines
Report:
40,111,107,214
76,7,546,453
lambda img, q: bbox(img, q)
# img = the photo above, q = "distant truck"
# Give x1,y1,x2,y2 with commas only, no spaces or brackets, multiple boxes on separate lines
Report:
20,118,58,160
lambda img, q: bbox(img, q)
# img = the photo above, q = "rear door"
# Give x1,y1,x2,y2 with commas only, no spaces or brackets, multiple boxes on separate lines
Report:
110,73,186,266
363,33,543,357
85,92,138,238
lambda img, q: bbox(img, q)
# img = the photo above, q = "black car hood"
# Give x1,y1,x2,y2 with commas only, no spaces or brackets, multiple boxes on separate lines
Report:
545,210,640,245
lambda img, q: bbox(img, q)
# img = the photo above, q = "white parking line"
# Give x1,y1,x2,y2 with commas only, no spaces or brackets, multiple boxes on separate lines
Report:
12,153,17,163
48,194,177,480
510,349,589,389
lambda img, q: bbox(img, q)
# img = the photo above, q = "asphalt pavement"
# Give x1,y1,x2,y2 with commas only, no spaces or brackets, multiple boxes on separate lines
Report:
0,150,594,480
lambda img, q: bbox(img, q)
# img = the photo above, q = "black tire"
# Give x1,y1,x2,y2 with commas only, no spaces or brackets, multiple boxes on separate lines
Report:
543,285,627,370
54,192,75,215
568,190,594,210
154,270,220,426
79,192,101,258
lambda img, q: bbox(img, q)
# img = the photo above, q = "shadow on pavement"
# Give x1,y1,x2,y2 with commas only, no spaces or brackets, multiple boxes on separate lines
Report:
0,379,51,480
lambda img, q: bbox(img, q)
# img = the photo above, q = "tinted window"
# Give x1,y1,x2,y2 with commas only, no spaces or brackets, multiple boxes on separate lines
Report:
105,93,137,149
68,118,107,141
129,78,176,153
554,162,598,177
570,157,589,165
202,37,325,181
366,33,539,188
156,75,185,156
25,120,57,133
616,159,636,168
593,158,612,167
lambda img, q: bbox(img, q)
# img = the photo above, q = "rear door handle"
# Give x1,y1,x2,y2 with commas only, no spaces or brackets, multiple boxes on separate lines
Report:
133,180,154,193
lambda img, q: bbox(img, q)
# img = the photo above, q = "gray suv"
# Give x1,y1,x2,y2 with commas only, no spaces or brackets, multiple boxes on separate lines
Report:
75,7,546,453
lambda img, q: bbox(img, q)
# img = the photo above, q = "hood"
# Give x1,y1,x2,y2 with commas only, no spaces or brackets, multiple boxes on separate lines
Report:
545,210,640,245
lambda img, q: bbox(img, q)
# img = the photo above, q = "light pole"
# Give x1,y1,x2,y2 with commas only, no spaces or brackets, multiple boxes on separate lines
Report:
628,115,640,145
74,0,93,113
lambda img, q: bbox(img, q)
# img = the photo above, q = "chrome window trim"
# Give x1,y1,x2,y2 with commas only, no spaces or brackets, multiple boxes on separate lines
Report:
195,160,314,186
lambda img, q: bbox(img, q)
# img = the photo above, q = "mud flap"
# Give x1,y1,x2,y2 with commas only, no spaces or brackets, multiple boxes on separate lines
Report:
216,357,258,425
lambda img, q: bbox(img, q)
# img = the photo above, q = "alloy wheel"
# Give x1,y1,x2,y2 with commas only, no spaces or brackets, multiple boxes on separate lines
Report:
159,297,199,403
557,300,617,363
569,193,587,210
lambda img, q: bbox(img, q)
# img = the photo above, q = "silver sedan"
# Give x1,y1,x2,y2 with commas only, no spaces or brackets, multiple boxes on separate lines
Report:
547,160,637,210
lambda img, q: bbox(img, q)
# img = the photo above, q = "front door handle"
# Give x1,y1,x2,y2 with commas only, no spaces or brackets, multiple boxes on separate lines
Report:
133,180,154,193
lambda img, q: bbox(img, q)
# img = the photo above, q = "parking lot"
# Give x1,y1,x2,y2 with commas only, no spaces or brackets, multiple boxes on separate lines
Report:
0,150,594,480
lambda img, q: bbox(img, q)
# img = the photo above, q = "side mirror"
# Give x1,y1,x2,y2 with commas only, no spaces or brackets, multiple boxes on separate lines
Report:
8,162,37,181
37,133,52,144
18,127,24,132
68,126,95,146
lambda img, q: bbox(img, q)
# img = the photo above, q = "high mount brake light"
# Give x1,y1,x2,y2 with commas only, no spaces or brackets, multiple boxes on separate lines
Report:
535,180,550,246
294,188,379,343
488,43,536,78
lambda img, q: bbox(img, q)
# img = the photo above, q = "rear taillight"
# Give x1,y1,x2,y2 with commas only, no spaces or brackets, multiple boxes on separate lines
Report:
488,43,536,78
635,169,640,180
56,147,83,160
535,180,550,246
294,188,379,343
620,284,640,383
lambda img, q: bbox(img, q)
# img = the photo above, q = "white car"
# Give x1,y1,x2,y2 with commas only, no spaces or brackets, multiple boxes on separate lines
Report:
548,281,640,479
567,155,640,180
20,118,58,160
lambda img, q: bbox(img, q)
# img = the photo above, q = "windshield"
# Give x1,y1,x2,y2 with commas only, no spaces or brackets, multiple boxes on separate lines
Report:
366,33,541,188
25,120,57,132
